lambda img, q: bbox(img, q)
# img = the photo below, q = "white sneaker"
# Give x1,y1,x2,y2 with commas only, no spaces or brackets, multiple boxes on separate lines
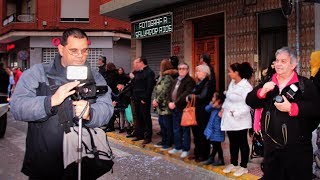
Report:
222,164,240,173
233,167,248,177
168,148,182,154
180,151,189,158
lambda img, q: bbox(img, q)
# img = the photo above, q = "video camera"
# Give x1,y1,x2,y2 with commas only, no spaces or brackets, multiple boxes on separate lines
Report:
67,66,108,101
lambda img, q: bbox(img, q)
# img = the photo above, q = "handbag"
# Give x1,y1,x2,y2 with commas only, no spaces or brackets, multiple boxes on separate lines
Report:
250,132,264,159
63,126,114,180
181,94,197,126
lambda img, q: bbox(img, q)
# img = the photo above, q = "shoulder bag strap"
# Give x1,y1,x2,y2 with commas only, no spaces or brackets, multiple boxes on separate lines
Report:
191,94,196,107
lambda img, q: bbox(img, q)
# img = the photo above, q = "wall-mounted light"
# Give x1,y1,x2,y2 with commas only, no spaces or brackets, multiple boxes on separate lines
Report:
112,36,120,44
113,36,120,42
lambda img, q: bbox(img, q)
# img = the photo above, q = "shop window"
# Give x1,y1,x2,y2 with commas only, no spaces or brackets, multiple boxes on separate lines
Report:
60,0,89,22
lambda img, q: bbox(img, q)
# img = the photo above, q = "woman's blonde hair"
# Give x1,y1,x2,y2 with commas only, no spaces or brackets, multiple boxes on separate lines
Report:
196,64,211,77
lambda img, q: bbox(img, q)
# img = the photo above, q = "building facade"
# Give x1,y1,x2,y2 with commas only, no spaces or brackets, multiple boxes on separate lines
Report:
0,0,132,72
101,0,320,90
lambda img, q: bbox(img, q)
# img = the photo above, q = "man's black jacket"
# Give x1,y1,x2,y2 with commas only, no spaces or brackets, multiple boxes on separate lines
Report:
246,74,320,153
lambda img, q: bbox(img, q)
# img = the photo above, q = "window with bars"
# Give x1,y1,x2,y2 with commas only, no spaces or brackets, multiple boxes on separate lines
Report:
42,48,103,70
42,48,58,64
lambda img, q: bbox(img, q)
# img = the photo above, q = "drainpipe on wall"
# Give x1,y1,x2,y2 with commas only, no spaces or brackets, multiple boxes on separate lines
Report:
295,0,301,74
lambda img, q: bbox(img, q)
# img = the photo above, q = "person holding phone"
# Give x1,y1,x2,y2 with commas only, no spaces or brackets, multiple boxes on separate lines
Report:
10,28,113,179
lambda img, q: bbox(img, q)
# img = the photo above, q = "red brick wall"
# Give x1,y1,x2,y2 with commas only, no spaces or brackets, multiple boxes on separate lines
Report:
0,0,131,34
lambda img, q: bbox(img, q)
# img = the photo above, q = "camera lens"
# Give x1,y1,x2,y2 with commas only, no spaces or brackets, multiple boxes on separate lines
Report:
274,95,284,103
82,87,89,93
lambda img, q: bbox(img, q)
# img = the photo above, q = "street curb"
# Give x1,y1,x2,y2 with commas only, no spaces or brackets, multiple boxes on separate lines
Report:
106,132,260,180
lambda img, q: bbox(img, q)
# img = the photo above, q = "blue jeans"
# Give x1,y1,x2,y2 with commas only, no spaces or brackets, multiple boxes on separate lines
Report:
172,109,190,151
158,115,173,148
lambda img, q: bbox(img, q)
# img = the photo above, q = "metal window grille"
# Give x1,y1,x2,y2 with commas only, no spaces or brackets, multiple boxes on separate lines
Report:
42,48,59,64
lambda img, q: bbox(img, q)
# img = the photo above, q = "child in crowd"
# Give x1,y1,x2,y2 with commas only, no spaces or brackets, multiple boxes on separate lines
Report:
202,92,226,166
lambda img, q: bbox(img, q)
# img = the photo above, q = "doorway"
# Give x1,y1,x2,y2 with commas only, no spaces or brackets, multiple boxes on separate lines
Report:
258,10,287,80
193,13,225,91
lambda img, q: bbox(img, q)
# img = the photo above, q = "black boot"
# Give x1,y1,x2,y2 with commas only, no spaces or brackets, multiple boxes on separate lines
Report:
212,158,225,166
201,157,214,165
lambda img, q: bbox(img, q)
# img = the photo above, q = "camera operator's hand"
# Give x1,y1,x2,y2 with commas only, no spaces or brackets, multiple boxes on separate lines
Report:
51,81,80,107
73,100,90,120
274,95,291,113
260,81,276,97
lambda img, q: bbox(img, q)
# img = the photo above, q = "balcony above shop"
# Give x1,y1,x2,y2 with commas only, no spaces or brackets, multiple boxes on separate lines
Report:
2,13,35,27
100,0,187,21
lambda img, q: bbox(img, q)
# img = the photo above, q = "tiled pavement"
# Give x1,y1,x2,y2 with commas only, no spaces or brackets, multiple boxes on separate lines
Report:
108,117,263,179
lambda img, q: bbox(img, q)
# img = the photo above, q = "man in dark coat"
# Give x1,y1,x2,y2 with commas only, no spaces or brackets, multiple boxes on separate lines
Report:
130,57,155,144
168,62,196,158
246,47,320,180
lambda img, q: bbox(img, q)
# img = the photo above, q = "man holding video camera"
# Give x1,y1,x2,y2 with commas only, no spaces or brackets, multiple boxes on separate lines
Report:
246,47,320,179
10,28,113,179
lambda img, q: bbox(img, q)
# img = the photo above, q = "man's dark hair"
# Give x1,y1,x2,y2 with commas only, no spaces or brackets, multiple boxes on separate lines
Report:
99,55,107,64
60,28,88,46
169,56,179,69
139,57,148,65
201,53,211,65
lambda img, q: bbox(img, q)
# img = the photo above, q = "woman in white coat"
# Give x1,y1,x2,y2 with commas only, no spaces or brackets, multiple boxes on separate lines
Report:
221,62,253,177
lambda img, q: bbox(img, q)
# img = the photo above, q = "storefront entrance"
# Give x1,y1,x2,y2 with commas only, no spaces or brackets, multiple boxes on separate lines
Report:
258,10,287,80
194,37,220,90
192,13,225,91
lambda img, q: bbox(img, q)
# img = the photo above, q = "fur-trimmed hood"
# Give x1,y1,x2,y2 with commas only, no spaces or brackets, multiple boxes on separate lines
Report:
162,69,178,77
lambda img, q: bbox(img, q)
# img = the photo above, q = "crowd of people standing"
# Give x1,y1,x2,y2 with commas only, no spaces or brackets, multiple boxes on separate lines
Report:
99,52,256,177
4,39,320,179
101,46,320,179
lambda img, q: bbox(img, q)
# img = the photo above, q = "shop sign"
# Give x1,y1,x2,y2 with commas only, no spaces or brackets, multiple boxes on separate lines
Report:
7,44,15,51
133,13,173,39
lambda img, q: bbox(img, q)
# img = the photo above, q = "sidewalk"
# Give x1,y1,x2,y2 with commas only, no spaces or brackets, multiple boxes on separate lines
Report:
108,117,263,179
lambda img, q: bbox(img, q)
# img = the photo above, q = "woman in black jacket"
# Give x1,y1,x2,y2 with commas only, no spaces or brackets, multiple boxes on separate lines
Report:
187,64,212,162
115,67,131,133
